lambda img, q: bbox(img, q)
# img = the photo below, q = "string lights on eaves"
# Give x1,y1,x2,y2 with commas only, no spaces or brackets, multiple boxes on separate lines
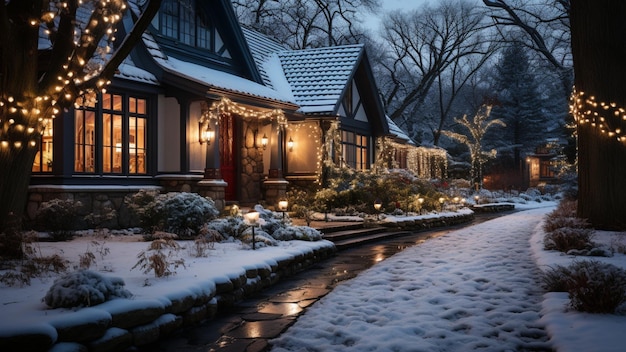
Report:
1,0,126,151
570,87,626,143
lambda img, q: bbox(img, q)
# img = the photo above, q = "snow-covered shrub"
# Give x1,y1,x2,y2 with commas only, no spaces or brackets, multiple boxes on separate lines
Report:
544,227,594,252
34,199,83,240
206,217,246,240
541,265,571,292
566,260,626,313
241,228,277,248
43,269,132,308
124,189,164,232
158,192,219,238
126,191,219,238
271,226,323,241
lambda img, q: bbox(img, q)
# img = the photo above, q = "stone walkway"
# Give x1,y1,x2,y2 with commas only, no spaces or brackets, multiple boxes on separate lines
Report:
140,227,457,352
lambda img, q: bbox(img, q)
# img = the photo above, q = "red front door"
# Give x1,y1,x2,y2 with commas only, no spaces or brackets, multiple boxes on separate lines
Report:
220,114,237,201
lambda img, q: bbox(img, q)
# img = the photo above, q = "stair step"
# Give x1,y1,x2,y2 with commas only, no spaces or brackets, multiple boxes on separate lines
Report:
332,230,413,250
322,227,387,242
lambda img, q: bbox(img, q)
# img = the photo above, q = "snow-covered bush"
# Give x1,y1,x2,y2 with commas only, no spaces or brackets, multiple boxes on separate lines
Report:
34,199,83,240
126,191,219,238
543,200,594,253
271,226,323,241
205,217,246,240
543,260,626,314
544,227,594,253
43,269,132,308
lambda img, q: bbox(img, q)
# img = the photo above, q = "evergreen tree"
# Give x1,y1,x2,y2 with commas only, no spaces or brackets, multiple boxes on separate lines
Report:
488,41,548,168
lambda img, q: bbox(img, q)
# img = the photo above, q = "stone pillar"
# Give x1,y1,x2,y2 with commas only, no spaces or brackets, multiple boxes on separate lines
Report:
264,119,288,207
197,179,227,211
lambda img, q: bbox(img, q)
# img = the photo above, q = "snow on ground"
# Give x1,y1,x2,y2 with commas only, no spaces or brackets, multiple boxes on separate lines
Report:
0,236,335,336
2,198,626,352
270,202,626,352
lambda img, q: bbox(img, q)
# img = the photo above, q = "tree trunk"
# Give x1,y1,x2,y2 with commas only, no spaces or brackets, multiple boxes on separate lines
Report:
0,144,37,258
570,0,626,230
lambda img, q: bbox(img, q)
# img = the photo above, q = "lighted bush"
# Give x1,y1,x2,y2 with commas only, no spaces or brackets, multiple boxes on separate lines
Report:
543,260,626,313
43,269,132,308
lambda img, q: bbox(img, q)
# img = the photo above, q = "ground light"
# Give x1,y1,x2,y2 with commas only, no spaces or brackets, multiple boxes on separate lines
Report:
374,199,382,220
244,210,260,250
278,199,288,219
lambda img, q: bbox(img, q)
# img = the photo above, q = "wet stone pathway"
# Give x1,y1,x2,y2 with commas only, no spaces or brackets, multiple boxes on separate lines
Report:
139,227,460,352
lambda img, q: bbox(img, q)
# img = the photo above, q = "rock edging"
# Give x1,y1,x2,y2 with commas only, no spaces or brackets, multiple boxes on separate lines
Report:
0,244,337,352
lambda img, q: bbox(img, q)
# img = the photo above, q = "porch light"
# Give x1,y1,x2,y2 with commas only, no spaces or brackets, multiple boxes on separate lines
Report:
287,137,294,152
261,133,268,150
198,121,214,145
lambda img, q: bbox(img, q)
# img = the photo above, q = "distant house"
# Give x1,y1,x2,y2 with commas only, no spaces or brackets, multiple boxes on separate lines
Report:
28,0,445,227
524,139,563,188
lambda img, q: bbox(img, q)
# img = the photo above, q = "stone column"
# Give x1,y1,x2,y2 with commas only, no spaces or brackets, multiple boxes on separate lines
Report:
199,115,227,210
264,119,288,207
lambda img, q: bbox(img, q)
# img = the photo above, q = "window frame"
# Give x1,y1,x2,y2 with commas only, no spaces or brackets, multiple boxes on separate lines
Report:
73,92,150,176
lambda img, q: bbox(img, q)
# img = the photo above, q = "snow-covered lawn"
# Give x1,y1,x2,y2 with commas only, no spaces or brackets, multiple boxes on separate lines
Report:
270,202,626,352
2,198,625,352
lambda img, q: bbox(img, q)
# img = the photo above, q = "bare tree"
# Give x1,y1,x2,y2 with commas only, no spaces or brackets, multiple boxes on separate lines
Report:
233,0,380,49
0,0,162,254
570,0,626,230
482,0,572,90
378,0,493,144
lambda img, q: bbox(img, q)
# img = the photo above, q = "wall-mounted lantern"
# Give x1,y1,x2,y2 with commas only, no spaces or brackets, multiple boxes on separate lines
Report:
199,120,215,145
287,137,294,152
261,133,268,150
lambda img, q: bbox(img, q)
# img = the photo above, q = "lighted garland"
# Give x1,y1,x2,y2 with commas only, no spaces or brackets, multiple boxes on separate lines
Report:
1,0,125,151
204,98,286,125
570,88,626,142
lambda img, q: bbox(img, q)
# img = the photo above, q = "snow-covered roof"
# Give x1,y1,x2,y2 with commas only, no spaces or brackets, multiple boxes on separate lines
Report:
277,45,364,114
386,116,416,145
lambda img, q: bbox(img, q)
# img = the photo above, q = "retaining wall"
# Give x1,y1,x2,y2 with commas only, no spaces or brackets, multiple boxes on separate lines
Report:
0,245,337,352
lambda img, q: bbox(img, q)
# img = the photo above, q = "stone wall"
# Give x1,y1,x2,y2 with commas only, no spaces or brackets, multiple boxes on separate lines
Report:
0,244,337,352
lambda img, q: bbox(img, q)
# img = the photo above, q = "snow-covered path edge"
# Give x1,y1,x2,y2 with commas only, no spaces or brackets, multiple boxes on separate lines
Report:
270,208,554,352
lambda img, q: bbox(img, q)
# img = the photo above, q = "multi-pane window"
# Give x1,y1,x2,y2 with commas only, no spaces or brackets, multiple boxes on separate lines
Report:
32,124,54,173
74,92,148,175
160,0,216,51
342,130,369,170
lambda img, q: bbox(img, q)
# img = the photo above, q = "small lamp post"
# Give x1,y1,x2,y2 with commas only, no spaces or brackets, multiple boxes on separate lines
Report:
417,197,424,215
438,197,445,212
474,195,480,205
374,199,382,221
244,210,260,250
278,199,288,219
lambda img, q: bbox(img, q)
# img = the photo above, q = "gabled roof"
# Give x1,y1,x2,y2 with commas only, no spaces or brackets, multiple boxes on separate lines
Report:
278,45,364,114
125,0,296,108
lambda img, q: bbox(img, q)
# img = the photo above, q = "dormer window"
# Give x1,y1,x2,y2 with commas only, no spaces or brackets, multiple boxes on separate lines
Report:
158,0,230,57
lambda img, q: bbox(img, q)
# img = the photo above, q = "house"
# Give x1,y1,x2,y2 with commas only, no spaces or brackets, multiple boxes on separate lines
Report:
27,0,445,228
524,138,563,188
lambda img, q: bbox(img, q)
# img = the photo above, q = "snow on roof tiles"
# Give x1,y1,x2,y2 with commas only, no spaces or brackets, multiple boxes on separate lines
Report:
278,45,364,114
